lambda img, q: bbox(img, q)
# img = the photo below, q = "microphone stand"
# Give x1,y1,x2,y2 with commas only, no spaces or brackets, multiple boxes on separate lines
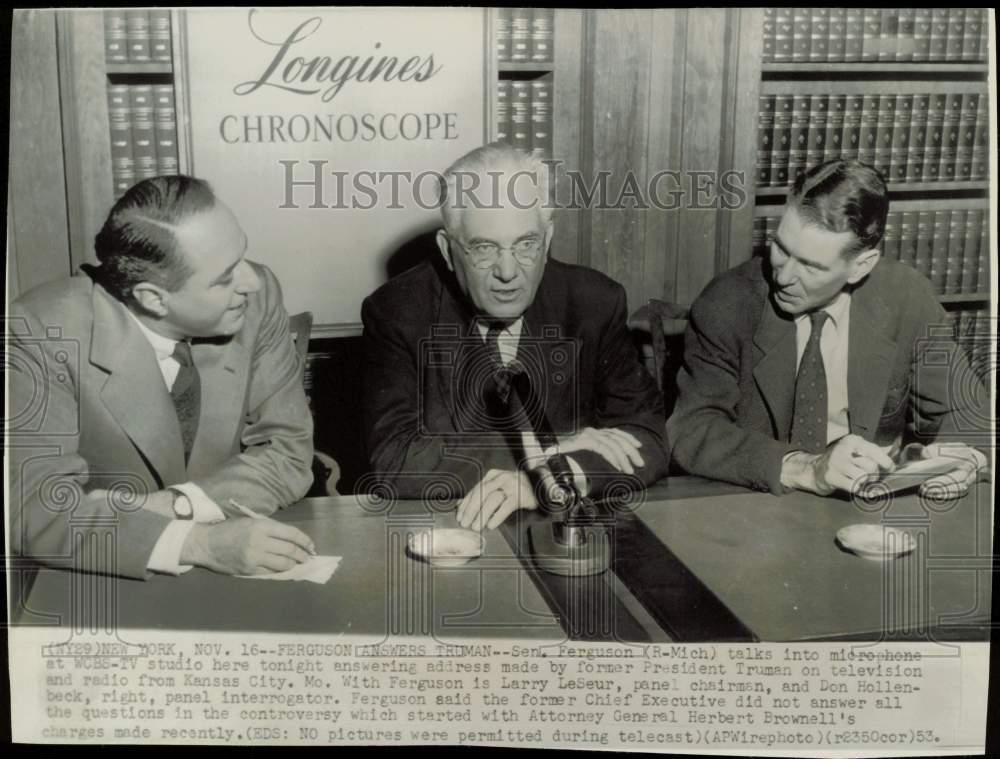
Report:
506,368,610,577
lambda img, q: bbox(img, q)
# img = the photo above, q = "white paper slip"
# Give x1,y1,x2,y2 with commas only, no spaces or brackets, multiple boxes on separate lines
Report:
870,456,960,494
237,555,342,584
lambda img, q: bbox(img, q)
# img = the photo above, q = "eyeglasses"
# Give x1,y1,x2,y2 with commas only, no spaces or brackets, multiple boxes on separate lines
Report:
452,236,544,270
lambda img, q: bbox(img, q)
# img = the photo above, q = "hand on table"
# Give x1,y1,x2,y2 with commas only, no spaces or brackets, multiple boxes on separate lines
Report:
543,426,644,475
782,434,894,495
457,469,538,530
918,442,988,500
179,518,316,575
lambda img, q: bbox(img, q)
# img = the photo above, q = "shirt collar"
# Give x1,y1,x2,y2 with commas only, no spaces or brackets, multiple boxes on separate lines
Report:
126,308,181,362
795,291,851,330
475,317,524,339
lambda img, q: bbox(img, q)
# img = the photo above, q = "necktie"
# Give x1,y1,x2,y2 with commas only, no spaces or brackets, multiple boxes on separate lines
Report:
789,311,829,454
485,323,513,405
170,341,201,463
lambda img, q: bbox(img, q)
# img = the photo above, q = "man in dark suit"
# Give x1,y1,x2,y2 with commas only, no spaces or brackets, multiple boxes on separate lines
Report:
667,159,989,497
8,176,316,579
363,144,668,529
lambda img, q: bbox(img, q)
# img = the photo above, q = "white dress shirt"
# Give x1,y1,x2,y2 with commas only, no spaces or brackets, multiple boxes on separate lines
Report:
793,291,851,445
127,311,226,575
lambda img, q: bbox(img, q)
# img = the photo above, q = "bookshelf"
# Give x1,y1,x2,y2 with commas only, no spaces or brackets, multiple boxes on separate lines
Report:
749,7,992,376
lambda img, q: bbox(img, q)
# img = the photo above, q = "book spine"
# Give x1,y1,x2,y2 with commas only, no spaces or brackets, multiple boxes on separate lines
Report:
882,212,901,262
928,9,949,61
828,8,847,62
971,94,988,181
914,211,935,280
825,95,845,163
974,217,989,293
858,94,880,167
944,209,967,294
774,8,794,63
495,80,511,143
496,8,512,63
962,8,983,61
805,95,828,173
960,210,982,293
929,210,950,293
878,9,899,62
529,76,553,158
861,9,882,61
792,7,812,62
912,9,932,61
923,93,947,182
149,9,172,63
906,94,929,183
130,85,157,180
896,8,915,62
153,85,178,174
510,8,531,63
945,8,966,62
772,95,793,186
890,94,912,184
939,93,963,183
125,10,151,63
530,8,554,64
752,216,767,258
899,211,919,269
841,94,863,162
809,8,830,63
757,95,776,186
107,85,134,198
979,9,989,62
956,93,978,182
761,8,776,63
844,8,864,62
104,10,128,63
766,216,780,255
789,94,811,182
874,94,895,179
509,81,531,151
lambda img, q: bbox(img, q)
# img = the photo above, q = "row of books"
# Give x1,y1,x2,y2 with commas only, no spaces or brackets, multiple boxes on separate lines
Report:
950,308,995,379
104,10,172,64
756,92,989,187
496,8,554,64
495,77,553,157
752,208,991,295
761,8,989,63
108,85,179,198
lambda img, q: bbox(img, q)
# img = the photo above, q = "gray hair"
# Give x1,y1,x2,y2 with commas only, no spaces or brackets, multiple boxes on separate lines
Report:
438,143,553,234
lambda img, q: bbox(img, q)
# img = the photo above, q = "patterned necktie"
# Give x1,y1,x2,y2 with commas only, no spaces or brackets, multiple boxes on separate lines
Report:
485,323,512,405
170,341,201,463
789,310,830,454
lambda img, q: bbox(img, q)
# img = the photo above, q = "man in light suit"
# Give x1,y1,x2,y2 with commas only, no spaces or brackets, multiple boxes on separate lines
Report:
8,176,316,579
666,159,989,497
362,144,669,529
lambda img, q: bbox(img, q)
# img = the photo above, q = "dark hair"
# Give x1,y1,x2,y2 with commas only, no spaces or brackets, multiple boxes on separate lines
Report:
787,159,889,257
93,175,216,302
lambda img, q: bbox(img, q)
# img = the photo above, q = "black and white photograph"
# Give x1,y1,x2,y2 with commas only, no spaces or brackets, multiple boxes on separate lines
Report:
4,7,996,753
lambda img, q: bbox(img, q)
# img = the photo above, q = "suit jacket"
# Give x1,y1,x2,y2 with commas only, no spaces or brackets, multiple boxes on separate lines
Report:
665,256,989,494
361,257,669,499
7,263,314,579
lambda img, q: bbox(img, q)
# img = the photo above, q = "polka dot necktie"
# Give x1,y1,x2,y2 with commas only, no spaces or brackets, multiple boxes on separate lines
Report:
789,311,829,454
170,341,201,464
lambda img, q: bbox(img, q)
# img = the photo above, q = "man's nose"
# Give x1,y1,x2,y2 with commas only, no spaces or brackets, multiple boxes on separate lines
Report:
236,261,262,293
491,249,518,282
774,258,797,288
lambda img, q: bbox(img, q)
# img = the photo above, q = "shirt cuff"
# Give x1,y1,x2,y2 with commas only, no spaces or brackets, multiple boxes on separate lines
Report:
565,455,590,497
146,520,197,575
171,481,226,523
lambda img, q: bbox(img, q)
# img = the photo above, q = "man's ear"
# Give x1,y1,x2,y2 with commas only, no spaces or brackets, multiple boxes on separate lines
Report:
131,282,169,317
846,248,880,284
435,229,454,272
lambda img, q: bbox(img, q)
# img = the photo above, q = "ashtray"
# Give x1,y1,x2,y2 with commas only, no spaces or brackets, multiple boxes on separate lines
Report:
835,524,916,561
407,528,484,567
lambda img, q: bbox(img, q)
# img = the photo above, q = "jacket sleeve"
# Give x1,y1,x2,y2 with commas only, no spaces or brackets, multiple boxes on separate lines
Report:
193,267,314,514
7,304,171,579
666,284,795,494
361,295,518,499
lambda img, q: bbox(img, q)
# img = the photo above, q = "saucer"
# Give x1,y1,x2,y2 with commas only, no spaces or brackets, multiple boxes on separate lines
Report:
407,528,484,567
836,524,916,561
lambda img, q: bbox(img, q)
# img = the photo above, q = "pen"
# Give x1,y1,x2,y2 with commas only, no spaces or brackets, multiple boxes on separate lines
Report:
229,498,265,519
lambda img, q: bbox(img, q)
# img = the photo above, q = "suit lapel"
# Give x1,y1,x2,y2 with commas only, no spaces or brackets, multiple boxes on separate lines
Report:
752,295,798,439
847,279,896,437
89,287,187,487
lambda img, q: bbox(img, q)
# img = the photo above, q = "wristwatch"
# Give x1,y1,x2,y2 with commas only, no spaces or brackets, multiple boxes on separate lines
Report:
168,488,194,520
